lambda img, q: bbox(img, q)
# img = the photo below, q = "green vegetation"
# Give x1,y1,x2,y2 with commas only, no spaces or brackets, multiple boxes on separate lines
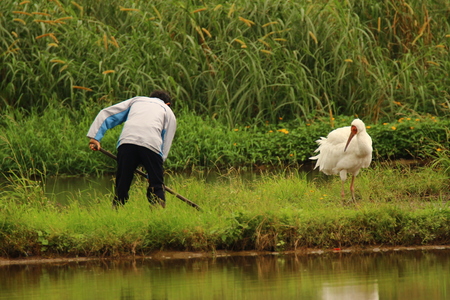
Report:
1,0,449,258
0,165,449,258
1,0,449,175
1,105,448,175
1,0,449,126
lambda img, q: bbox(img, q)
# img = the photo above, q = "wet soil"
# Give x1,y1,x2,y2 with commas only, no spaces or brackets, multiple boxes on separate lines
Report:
1,245,450,266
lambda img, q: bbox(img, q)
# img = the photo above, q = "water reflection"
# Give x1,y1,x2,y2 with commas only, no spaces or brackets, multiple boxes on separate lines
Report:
44,163,322,205
1,250,449,300
44,175,115,205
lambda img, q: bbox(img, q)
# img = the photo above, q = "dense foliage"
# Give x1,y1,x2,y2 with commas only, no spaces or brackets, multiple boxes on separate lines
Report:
1,104,448,175
1,0,450,126
1,0,448,176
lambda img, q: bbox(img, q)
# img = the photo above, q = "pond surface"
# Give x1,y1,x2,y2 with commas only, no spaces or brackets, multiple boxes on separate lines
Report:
1,249,449,300
44,175,116,205
43,165,320,205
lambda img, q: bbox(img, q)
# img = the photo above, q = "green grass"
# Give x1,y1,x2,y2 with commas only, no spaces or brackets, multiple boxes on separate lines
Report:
1,164,449,258
1,0,449,126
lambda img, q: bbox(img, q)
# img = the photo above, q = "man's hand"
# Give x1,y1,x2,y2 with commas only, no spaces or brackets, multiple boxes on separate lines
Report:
89,138,101,151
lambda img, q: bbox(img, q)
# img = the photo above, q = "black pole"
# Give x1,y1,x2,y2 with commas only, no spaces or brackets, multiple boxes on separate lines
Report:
98,148,201,211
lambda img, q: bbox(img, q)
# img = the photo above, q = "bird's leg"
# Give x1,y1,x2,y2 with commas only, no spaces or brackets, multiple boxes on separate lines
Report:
339,171,347,200
350,175,356,201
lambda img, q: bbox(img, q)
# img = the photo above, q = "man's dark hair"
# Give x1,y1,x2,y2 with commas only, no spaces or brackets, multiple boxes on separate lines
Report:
150,90,172,106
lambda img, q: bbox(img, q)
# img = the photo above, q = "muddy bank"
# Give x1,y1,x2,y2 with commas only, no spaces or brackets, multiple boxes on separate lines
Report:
2,245,450,266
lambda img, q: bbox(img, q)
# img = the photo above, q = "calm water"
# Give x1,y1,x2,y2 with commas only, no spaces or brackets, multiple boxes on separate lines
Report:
1,250,449,300
44,175,116,205
43,166,321,205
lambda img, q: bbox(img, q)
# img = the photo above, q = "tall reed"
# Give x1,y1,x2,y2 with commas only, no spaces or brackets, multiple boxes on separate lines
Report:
1,0,449,126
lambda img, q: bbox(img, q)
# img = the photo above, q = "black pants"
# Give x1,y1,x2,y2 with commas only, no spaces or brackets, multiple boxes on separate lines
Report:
114,144,165,207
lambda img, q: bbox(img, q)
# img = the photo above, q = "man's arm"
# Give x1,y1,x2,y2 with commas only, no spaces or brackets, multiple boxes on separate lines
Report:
86,99,133,143
161,109,177,161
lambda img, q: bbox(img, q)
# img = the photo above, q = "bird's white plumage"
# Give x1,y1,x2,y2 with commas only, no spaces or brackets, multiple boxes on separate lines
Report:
310,119,373,199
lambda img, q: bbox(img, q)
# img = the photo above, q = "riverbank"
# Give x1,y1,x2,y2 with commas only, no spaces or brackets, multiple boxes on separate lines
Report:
2,245,450,266
1,165,449,259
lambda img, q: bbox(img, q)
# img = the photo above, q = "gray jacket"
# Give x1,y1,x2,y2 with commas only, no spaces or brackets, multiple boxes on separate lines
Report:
87,96,176,161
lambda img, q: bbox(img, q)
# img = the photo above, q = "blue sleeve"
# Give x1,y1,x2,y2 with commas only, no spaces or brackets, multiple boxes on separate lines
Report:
93,109,130,141
87,99,133,141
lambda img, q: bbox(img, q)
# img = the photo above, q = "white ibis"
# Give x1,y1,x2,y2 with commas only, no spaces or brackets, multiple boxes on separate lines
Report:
310,119,373,200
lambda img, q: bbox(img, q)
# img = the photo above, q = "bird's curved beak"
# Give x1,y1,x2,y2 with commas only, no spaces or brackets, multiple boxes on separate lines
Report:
344,125,357,152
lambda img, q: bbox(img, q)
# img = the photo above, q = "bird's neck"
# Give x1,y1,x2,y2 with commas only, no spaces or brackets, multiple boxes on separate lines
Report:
355,135,372,156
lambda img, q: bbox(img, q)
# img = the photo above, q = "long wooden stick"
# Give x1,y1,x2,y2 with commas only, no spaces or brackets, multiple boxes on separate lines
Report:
98,148,201,211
